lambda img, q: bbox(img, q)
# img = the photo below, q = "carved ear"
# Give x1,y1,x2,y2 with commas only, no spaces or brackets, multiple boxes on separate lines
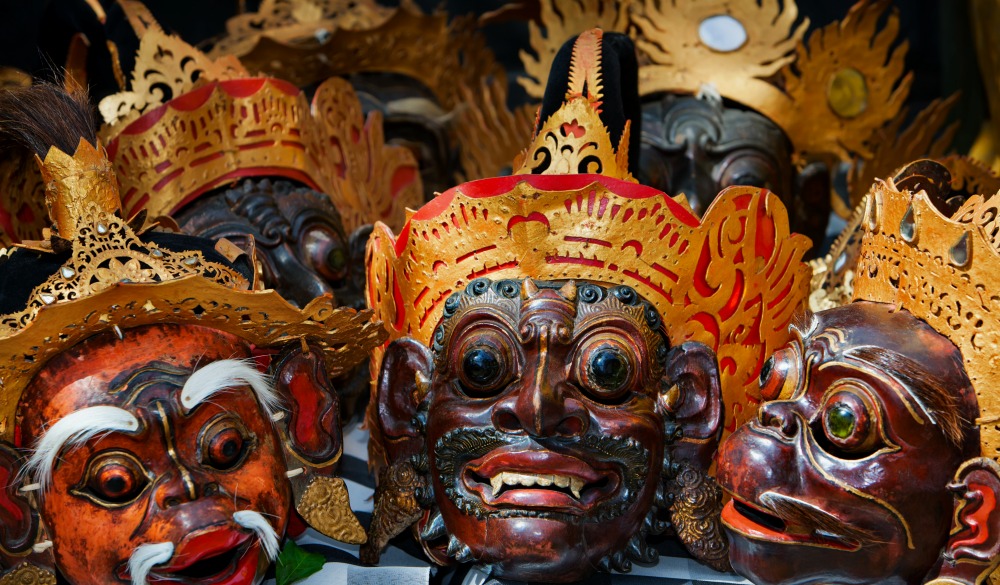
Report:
0,443,36,556
662,342,723,467
926,457,1000,585
376,338,433,463
272,344,342,467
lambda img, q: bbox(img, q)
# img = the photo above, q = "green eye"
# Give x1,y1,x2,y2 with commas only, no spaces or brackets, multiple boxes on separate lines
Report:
825,403,856,440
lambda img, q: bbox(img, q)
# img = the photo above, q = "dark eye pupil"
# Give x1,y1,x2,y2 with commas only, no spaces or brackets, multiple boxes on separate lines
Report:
221,439,239,459
463,348,501,386
210,431,244,467
327,247,346,270
827,404,856,439
104,475,127,496
589,349,627,390
759,357,774,386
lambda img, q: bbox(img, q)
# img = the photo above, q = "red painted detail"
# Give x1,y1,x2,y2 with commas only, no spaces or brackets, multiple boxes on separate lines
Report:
650,262,679,283
0,466,25,525
610,203,621,219
719,271,745,321
561,120,586,138
414,286,430,307
691,312,720,348
467,260,518,280
193,142,212,152
658,223,673,239
755,194,776,260
392,274,405,331
623,269,672,303
952,482,996,549
608,264,618,271
154,159,172,173
507,211,550,232
694,241,719,297
152,168,185,192
597,196,609,218
457,245,496,263
190,151,226,168
587,189,596,215
432,260,447,273
564,236,612,247
390,166,417,196
237,140,278,152
547,255,605,268
420,288,452,328
622,240,643,256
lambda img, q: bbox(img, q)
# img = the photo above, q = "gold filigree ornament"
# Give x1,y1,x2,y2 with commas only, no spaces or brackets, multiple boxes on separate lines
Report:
513,29,634,181
96,1,422,234
366,174,811,440
0,138,387,442
852,172,1000,462
206,0,534,180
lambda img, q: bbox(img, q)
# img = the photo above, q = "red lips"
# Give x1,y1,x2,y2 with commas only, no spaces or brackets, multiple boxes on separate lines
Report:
721,497,858,552
124,527,263,585
463,448,619,512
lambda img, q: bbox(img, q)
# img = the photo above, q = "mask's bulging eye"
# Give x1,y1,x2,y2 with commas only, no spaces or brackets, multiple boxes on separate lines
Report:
813,387,883,459
576,338,637,404
301,225,349,283
458,344,509,397
759,347,800,401
79,452,150,507
200,416,255,472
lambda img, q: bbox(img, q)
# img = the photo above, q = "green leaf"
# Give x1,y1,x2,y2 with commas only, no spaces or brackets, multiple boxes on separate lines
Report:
276,540,326,585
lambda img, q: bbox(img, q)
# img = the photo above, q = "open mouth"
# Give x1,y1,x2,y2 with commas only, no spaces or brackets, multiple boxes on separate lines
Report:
463,450,620,512
124,529,261,585
721,494,862,552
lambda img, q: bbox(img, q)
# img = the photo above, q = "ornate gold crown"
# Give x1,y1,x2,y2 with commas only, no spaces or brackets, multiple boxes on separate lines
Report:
367,174,811,436
512,29,633,181
0,138,387,442
206,0,535,182
520,0,957,212
94,1,421,234
852,172,1000,459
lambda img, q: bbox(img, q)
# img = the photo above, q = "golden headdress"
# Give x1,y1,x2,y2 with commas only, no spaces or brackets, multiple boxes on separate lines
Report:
90,1,421,236
367,30,812,446
520,0,958,213
204,0,535,181
0,136,386,443
852,163,1000,460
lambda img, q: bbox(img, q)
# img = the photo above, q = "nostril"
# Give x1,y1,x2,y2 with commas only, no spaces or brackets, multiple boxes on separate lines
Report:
493,411,522,433
164,497,181,509
204,483,219,496
556,415,585,437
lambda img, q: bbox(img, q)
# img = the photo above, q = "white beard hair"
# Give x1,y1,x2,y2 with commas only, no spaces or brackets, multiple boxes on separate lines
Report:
234,510,280,561
128,541,174,585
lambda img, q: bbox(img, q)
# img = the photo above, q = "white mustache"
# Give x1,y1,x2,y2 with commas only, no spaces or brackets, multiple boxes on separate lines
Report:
127,510,281,585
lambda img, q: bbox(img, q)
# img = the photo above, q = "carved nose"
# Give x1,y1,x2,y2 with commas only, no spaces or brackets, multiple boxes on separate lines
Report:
493,393,589,439
758,400,799,438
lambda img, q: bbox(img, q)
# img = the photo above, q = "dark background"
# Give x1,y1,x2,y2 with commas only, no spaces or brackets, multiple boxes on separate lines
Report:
0,0,987,152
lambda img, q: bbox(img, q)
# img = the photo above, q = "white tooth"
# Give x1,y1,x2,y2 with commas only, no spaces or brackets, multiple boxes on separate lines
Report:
491,474,504,494
519,474,536,487
571,478,584,499
535,475,553,487
554,475,570,488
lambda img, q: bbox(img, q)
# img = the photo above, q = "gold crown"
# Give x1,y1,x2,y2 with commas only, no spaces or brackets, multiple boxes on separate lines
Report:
521,0,944,174
852,174,1000,460
206,0,535,182
0,138,387,441
95,1,421,234
366,174,811,436
513,29,633,181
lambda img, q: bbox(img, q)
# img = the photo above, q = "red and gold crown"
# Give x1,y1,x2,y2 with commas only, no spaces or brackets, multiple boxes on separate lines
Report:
852,167,1000,461
520,0,958,213
92,1,421,234
0,137,386,441
367,174,811,438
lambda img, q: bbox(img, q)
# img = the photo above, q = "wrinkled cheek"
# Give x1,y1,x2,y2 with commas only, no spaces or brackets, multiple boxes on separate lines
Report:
42,495,141,585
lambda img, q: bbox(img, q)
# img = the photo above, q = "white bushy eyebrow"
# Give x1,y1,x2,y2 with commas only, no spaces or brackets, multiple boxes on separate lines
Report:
179,358,281,417
25,405,139,490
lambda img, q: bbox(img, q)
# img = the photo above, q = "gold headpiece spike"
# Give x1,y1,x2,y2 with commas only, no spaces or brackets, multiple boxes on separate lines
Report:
512,29,634,181
521,277,539,299
853,173,1000,461
558,280,577,302
119,0,163,37
36,139,122,239
567,28,604,108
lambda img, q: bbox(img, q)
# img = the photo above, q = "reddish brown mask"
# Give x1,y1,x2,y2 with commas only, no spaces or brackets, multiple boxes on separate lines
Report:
717,301,994,585
5,324,291,585
371,278,726,581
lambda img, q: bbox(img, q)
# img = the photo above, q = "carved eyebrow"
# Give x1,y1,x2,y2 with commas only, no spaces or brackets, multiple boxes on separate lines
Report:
179,358,281,417
25,405,139,491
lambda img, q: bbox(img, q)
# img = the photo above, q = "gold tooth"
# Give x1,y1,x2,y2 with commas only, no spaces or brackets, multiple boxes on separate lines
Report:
570,478,584,499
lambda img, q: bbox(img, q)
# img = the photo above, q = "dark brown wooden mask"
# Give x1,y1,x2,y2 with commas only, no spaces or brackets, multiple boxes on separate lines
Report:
362,277,726,581
717,301,1000,585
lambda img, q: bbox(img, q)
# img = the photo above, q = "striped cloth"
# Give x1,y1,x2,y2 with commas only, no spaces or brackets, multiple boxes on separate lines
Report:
265,421,751,585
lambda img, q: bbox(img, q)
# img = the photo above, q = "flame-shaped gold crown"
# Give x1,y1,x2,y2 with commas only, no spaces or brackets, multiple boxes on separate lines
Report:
0,138,386,441
92,0,421,234
520,0,948,176
513,29,633,181
367,174,811,437
852,173,1000,460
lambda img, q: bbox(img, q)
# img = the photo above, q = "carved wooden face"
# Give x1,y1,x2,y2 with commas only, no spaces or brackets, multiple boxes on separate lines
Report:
16,324,291,585
717,302,981,585
426,280,666,580
175,178,362,309
639,95,829,247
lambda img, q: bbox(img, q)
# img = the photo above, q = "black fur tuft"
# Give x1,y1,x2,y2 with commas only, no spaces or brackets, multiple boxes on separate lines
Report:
0,82,96,158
